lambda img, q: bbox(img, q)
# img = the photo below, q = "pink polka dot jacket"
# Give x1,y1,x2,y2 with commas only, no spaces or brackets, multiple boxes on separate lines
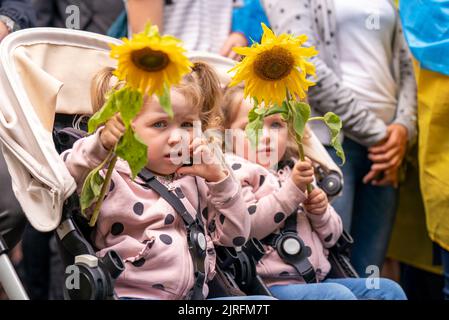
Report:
226,154,343,286
62,131,250,299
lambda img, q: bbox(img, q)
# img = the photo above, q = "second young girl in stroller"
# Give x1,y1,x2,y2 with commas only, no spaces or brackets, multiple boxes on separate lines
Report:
62,62,274,300
221,85,407,300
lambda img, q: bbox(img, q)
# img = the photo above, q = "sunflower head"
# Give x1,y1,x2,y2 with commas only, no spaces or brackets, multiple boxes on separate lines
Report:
229,23,318,106
110,23,193,96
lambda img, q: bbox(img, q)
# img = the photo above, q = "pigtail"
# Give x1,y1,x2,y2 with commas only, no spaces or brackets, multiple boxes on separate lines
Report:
191,62,224,130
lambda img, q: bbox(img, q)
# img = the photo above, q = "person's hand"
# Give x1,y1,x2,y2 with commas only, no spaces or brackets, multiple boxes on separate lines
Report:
177,138,227,182
304,188,328,215
291,158,314,193
363,123,408,185
100,113,126,150
219,32,248,60
0,21,10,42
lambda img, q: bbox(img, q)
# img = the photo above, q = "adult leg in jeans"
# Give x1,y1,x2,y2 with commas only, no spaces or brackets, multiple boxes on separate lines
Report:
323,278,407,300
328,139,399,276
269,283,356,300
350,170,398,276
441,247,449,300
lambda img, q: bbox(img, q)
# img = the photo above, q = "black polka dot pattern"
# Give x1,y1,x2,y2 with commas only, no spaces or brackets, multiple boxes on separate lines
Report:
219,214,226,225
132,258,145,267
208,220,216,233
324,233,333,242
152,284,165,290
133,202,144,215
109,179,115,192
231,163,242,170
164,214,175,225
111,222,124,236
159,234,173,245
233,236,246,246
175,187,185,198
274,212,286,223
248,205,257,215
259,175,266,187
202,207,209,220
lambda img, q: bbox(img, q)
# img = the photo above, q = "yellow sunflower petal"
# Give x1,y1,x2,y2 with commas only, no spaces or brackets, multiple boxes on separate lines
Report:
229,23,318,107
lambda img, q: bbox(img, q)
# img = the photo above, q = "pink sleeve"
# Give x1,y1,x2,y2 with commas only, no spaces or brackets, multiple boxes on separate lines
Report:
205,173,250,247
243,177,307,240
61,129,110,194
305,204,343,248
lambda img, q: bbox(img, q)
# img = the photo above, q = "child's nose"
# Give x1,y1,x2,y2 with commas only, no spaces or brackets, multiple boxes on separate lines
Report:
260,126,272,144
167,129,184,146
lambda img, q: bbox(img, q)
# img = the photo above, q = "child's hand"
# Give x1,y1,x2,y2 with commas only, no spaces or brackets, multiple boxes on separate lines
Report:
176,138,227,182
291,158,314,192
100,113,125,150
304,188,328,215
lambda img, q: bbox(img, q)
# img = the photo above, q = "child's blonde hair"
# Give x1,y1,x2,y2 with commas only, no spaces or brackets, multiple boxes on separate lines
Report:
90,62,223,130
221,84,299,163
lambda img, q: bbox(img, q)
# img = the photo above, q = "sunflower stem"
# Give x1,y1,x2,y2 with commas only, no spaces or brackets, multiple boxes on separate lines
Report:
308,116,324,122
89,153,118,227
285,91,313,194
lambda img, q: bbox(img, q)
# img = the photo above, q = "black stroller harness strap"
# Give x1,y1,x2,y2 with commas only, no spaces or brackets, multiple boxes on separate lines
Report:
262,214,317,283
137,169,206,300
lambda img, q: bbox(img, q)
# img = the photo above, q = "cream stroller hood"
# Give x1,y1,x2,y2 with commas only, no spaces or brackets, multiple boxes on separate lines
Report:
0,28,121,232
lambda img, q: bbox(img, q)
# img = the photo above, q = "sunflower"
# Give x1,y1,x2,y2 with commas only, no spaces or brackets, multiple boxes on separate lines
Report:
110,24,192,96
229,23,318,106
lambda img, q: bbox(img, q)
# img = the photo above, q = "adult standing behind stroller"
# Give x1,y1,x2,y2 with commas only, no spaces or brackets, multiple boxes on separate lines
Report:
32,0,124,35
0,0,35,248
261,0,417,276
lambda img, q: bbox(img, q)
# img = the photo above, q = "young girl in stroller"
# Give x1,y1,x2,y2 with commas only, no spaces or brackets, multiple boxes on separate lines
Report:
62,61,274,300
220,84,407,300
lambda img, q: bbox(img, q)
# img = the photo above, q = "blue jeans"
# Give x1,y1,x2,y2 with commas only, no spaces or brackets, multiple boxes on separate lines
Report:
442,247,449,300
269,278,407,300
326,138,399,276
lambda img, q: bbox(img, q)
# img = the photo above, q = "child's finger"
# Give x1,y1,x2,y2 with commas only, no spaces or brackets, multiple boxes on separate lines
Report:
299,168,314,177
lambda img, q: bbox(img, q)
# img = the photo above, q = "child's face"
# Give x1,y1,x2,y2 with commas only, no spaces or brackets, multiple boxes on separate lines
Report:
132,89,199,175
229,98,288,169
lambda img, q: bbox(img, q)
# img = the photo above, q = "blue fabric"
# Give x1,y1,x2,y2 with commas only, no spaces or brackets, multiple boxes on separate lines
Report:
0,0,36,28
269,278,407,300
231,0,270,44
399,0,449,76
326,138,399,276
107,10,128,38
442,247,449,299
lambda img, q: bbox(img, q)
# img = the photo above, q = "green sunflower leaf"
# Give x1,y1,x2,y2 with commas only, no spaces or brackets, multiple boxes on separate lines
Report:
323,112,345,165
80,163,105,217
88,89,120,133
158,84,173,118
265,101,289,117
117,88,143,126
291,101,311,139
115,127,148,178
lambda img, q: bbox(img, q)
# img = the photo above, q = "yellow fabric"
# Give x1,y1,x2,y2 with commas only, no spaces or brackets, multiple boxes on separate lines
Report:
387,61,449,274
415,63,449,251
387,146,443,274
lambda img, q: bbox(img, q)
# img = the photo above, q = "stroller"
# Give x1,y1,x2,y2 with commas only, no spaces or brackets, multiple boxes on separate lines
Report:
0,28,356,300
